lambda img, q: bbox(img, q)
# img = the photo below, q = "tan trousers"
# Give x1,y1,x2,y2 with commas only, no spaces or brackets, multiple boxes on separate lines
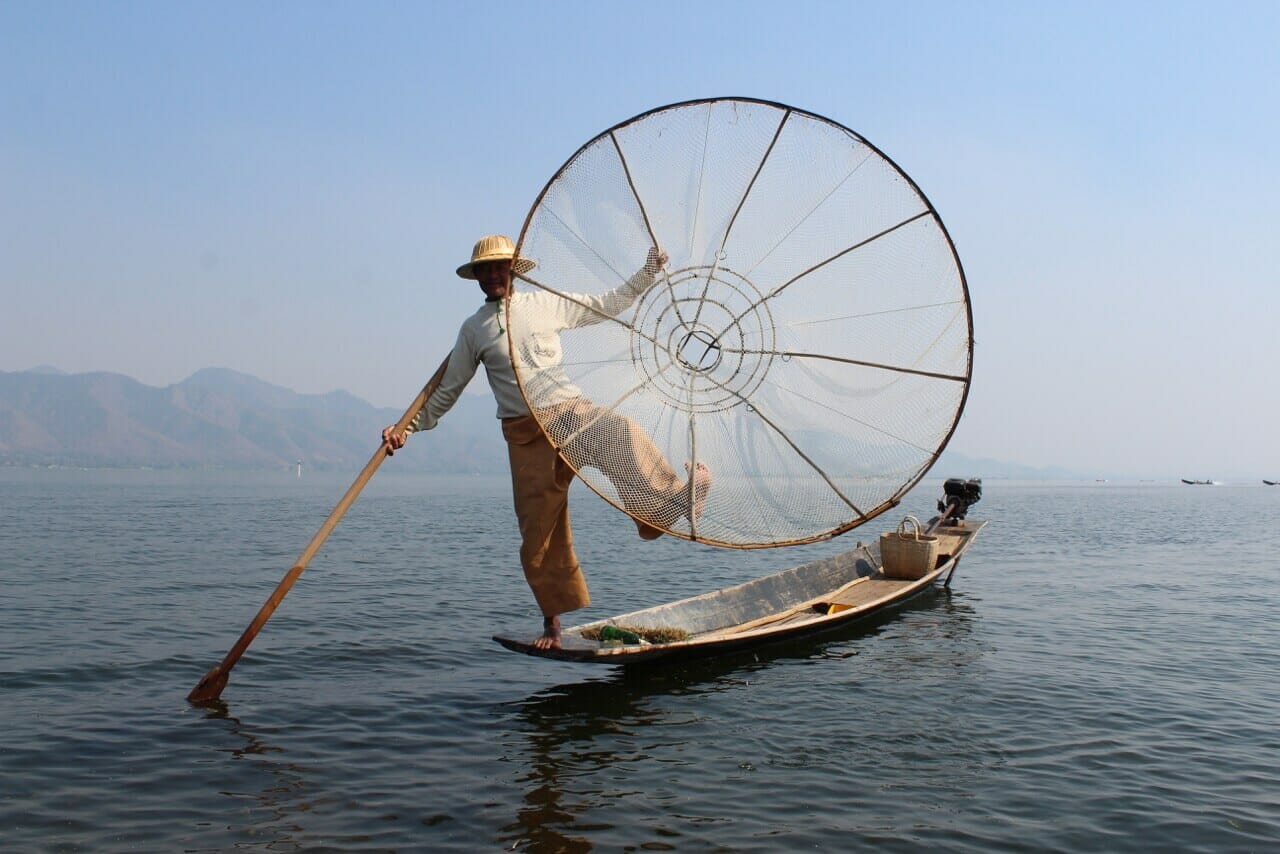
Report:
503,413,589,617
542,398,685,527
502,399,685,617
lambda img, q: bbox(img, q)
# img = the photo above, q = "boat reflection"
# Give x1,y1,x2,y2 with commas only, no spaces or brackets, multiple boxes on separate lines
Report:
498,587,980,851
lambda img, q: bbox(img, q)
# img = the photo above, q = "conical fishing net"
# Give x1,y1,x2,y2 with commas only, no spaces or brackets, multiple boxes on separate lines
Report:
508,98,971,548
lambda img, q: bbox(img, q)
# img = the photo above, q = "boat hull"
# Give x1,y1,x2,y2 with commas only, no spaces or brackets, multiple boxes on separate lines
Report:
493,519,986,664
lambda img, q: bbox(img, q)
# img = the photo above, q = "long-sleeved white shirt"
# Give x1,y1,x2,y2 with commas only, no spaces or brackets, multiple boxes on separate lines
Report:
408,267,657,432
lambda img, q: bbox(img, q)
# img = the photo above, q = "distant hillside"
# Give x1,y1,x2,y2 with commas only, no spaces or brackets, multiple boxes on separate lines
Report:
932,449,1081,480
0,368,507,472
0,367,1084,478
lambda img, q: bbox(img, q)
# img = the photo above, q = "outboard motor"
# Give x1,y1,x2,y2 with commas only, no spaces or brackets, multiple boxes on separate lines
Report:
938,478,982,525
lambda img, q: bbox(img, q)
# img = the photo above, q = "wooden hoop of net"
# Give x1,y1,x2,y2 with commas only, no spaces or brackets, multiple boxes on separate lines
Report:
509,98,972,548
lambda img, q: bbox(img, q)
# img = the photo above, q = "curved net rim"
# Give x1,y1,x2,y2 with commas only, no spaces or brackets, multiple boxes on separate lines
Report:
511,96,973,549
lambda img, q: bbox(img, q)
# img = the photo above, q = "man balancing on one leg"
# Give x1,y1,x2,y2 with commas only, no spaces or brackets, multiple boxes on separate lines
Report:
383,235,712,650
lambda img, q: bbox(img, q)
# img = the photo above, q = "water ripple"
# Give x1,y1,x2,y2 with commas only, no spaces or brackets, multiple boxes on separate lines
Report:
1,473,1278,850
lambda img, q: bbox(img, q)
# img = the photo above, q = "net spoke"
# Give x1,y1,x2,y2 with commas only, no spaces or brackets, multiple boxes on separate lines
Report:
686,400,700,540
516,271,664,349
743,149,875,279
693,108,792,327
679,363,866,517
712,209,934,344
555,354,638,368
610,131,687,327
769,209,933,298
743,398,865,518
537,204,633,286
768,379,939,456
719,349,969,384
784,300,965,328
552,380,651,449
610,130,660,251
690,103,713,266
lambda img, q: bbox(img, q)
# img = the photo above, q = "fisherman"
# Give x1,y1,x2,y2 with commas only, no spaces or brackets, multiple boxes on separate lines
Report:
383,235,711,650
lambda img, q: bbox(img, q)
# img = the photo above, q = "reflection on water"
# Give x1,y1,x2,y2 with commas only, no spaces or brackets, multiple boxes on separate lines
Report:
5,473,1279,851
201,702,314,846
500,588,980,851
502,665,761,852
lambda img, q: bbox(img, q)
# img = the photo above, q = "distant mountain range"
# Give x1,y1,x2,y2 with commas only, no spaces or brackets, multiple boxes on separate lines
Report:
0,367,505,472
0,366,1072,478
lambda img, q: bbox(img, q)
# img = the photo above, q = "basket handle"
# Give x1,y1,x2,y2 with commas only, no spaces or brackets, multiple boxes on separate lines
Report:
896,515,923,540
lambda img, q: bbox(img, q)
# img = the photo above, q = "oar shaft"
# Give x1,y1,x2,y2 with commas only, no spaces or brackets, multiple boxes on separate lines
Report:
187,357,450,704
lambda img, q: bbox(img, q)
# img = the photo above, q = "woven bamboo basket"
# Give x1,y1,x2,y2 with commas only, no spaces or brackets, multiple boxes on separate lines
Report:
880,515,939,580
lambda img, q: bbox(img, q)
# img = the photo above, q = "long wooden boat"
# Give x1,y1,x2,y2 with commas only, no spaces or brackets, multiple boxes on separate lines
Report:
494,481,986,664
1264,480,1278,486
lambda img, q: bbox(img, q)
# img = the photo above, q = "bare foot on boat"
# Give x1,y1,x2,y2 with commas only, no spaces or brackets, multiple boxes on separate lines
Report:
685,461,713,523
532,615,561,651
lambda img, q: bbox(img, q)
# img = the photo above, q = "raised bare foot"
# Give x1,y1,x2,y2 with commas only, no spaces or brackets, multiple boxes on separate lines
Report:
532,615,562,650
685,461,713,523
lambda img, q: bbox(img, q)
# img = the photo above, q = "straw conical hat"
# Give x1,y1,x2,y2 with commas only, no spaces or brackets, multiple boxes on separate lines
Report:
456,234,537,279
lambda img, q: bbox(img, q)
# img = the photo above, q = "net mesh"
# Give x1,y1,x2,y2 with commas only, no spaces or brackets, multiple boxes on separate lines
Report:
509,98,971,548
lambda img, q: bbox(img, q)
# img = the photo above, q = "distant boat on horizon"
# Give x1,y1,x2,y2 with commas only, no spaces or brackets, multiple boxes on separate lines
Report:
1181,478,1221,485
1265,480,1278,486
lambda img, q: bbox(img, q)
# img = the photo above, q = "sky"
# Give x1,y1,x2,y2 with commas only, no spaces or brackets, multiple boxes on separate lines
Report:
2,1,1278,479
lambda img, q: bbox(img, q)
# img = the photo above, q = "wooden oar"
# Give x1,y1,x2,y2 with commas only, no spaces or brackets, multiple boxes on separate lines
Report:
700,575,875,641
187,356,450,704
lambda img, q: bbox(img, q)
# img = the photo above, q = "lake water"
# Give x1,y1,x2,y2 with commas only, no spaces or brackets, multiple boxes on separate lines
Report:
1,470,1277,851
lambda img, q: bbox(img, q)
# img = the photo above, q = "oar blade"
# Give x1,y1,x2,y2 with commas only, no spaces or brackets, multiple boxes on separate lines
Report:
187,665,229,704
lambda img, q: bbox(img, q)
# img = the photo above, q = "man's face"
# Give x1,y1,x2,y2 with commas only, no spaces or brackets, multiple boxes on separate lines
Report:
474,259,513,300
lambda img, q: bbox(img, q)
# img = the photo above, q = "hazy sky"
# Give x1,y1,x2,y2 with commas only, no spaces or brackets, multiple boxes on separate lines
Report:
2,1,1277,478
